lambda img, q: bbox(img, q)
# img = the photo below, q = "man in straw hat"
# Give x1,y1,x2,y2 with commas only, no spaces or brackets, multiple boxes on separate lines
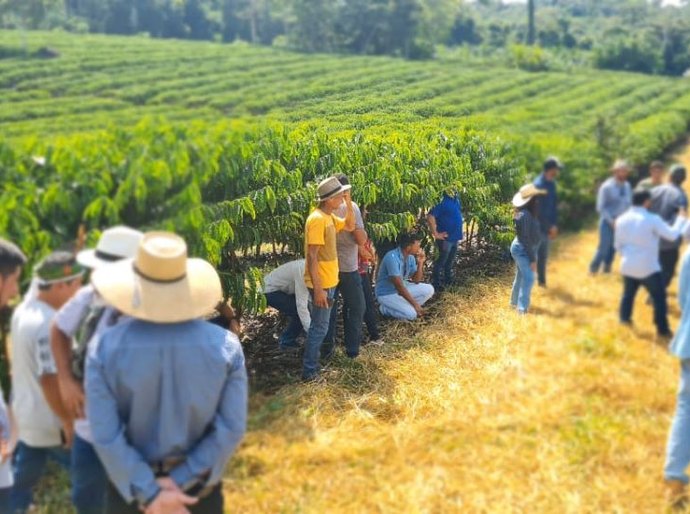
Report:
50,225,143,514
85,232,247,514
615,188,687,341
10,251,84,513
589,159,632,275
303,176,356,381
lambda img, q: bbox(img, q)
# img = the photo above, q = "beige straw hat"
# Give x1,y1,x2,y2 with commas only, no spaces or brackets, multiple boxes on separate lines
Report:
91,231,222,323
512,184,547,208
316,176,351,201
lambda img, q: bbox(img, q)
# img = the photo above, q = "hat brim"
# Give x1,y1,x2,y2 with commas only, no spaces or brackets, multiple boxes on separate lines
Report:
77,249,118,270
317,183,351,201
512,190,546,207
91,258,222,323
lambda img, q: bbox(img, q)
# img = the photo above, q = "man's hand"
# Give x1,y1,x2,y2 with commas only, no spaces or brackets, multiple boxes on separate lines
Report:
414,304,425,318
548,226,558,240
433,231,448,241
156,477,181,492
0,438,12,464
530,262,537,273
58,375,85,420
313,288,329,309
416,249,426,264
60,421,74,449
144,489,198,514
358,245,374,262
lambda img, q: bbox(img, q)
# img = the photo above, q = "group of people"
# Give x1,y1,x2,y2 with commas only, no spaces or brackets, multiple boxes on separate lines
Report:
262,174,463,381
0,228,247,514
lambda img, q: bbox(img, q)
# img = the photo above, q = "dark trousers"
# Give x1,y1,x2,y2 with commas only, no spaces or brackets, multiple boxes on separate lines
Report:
105,482,223,514
536,237,549,286
360,271,380,340
71,434,108,514
660,247,681,289
432,240,458,289
265,291,303,348
10,441,70,513
620,272,670,335
323,271,365,358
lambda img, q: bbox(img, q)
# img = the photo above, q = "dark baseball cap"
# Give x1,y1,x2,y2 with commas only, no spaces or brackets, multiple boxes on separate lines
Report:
543,157,563,171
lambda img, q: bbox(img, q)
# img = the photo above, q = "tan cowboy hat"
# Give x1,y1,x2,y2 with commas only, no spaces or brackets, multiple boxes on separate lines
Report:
512,184,547,208
91,231,222,323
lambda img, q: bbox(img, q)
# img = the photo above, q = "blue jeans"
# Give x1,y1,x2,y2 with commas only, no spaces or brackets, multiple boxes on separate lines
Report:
323,272,365,359
666,360,690,483
11,441,70,512
510,240,535,314
536,236,549,286
590,219,615,273
265,291,304,349
71,435,107,514
302,288,335,380
620,272,670,335
432,240,458,289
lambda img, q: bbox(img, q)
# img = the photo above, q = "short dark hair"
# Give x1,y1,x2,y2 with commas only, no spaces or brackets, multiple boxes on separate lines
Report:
336,173,350,186
0,238,27,277
670,165,687,186
632,189,651,206
543,157,563,172
649,160,665,170
398,232,421,250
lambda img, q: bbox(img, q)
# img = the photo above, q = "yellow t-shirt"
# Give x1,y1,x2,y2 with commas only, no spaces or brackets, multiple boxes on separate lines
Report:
304,208,346,289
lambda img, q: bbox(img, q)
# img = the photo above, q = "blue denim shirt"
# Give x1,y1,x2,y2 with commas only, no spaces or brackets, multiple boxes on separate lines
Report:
671,248,690,360
375,247,417,297
533,173,558,233
85,319,248,506
596,177,632,225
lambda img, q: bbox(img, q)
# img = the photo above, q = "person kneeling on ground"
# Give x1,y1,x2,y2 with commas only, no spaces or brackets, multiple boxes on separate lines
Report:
86,232,247,514
615,188,687,340
375,233,434,321
263,259,310,351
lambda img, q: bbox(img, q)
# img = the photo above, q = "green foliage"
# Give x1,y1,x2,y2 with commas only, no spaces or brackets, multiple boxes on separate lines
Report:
593,34,663,75
509,44,550,72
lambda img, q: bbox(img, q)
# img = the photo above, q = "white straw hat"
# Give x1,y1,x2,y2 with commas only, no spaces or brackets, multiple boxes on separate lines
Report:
77,226,144,269
91,231,222,323
512,184,547,208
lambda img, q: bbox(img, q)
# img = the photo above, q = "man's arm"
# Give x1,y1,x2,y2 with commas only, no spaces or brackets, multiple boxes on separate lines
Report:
294,273,311,332
411,252,425,283
655,213,688,242
342,193,356,232
307,245,327,308
169,336,248,490
50,323,85,419
597,184,614,225
85,342,162,507
427,213,447,240
36,333,73,445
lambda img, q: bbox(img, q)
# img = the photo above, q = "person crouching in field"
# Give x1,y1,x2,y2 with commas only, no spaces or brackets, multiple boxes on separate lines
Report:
510,184,546,314
85,232,248,514
375,233,434,321
664,240,690,510
0,240,26,512
614,188,687,340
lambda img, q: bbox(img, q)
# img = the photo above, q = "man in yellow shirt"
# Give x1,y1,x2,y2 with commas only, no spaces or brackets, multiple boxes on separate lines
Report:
303,176,356,380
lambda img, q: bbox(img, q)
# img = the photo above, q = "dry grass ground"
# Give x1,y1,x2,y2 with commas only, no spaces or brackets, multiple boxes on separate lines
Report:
223,148,690,513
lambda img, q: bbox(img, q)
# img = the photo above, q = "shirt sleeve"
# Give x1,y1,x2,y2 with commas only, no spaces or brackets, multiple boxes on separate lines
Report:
408,256,418,277
169,333,248,490
294,269,311,332
86,338,161,506
353,203,364,230
36,323,57,376
382,253,402,279
597,184,613,224
305,215,326,247
655,214,686,242
54,287,93,338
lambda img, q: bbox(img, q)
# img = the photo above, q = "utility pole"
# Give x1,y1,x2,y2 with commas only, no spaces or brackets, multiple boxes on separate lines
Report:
527,0,535,45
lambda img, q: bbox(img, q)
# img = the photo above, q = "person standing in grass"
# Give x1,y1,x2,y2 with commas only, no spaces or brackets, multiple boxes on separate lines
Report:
427,189,463,292
303,176,356,381
650,164,688,290
10,251,84,514
510,184,546,315
663,238,690,510
533,157,562,288
614,188,687,340
637,160,666,191
375,233,434,321
0,240,27,512
589,159,632,275
322,174,368,361
86,232,247,514
357,237,382,345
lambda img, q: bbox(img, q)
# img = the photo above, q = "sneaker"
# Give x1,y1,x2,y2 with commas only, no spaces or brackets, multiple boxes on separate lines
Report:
657,331,674,344
368,338,384,346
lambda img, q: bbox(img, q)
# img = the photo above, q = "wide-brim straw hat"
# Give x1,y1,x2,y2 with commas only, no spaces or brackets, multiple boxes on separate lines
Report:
512,184,547,208
77,225,144,269
91,231,222,323
317,176,351,202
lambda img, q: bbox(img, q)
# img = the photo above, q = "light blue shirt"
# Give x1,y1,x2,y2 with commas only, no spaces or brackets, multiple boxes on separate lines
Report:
375,247,417,297
672,247,690,359
85,319,248,506
597,177,632,224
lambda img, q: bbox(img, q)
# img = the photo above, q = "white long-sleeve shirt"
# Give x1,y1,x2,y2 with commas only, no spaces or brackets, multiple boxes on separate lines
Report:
263,259,310,331
614,206,687,279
